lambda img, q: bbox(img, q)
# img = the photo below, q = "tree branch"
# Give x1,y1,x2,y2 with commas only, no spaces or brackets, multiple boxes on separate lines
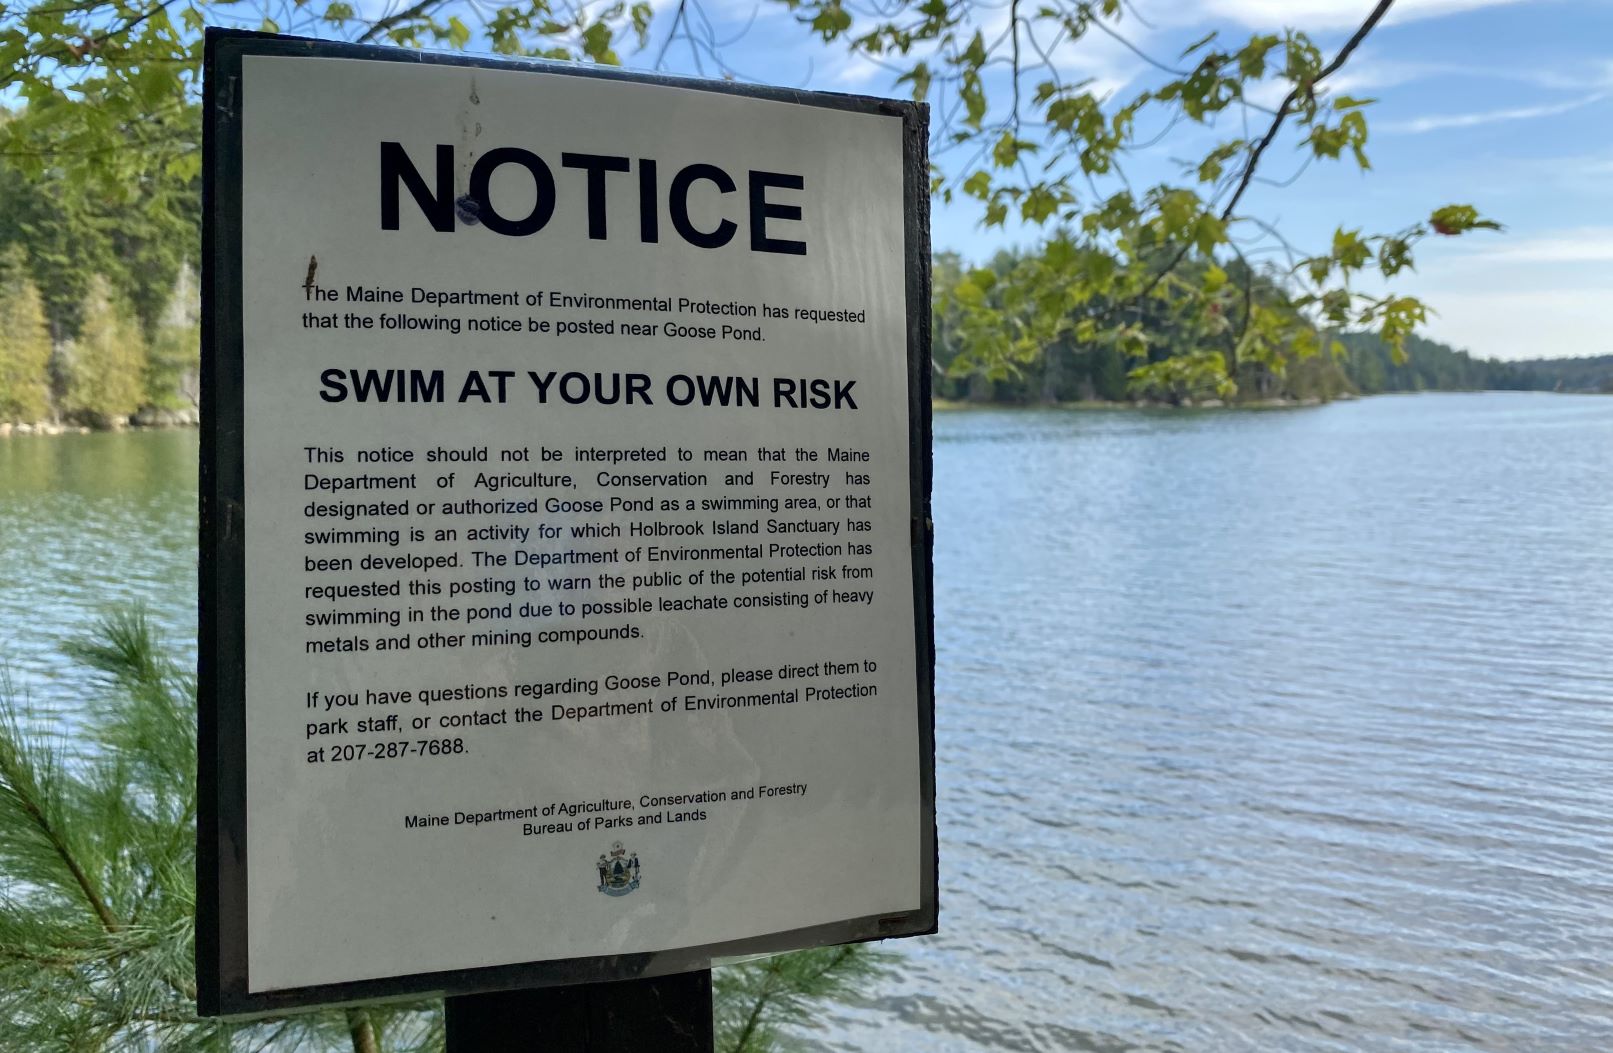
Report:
355,0,441,43
1218,0,1393,224
654,0,688,70
1120,0,1394,312
0,755,121,934
86,0,183,48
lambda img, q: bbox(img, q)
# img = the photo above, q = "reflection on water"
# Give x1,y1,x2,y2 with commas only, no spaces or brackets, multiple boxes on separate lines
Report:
4,395,1613,1050
0,429,198,710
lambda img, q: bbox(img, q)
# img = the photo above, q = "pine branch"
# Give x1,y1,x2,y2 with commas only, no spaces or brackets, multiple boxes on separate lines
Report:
0,946,90,970
730,966,776,1053
718,944,890,1053
0,704,121,934
0,619,392,1051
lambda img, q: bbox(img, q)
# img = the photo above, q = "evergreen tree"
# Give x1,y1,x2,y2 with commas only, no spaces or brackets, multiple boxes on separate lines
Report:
0,104,200,343
144,262,201,410
715,943,891,1053
59,275,146,426
0,245,52,423
0,160,112,342
0,611,444,1052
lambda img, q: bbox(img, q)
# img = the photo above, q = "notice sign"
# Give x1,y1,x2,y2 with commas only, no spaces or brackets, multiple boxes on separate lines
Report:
198,31,934,1014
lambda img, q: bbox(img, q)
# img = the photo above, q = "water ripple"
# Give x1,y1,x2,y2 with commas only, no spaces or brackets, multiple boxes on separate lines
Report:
7,398,1613,1050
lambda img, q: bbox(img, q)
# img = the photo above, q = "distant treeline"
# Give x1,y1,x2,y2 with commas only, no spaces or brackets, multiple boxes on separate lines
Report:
0,117,200,428
1337,333,1613,395
938,326,1613,406
1493,353,1613,394
933,329,1351,405
933,247,1613,404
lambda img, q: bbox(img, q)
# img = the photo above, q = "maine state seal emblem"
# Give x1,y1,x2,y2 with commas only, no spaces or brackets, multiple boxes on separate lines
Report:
596,841,641,897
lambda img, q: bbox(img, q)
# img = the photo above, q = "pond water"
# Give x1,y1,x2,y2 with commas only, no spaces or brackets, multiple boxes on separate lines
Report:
0,428,199,702
4,392,1611,1051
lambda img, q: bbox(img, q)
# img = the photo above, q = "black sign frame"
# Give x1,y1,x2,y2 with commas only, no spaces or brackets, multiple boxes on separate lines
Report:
199,27,935,1017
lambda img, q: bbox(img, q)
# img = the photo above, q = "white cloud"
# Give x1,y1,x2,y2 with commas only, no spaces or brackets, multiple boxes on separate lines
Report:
1330,57,1613,94
1378,91,1606,132
821,9,1146,100
1441,226,1613,265
1524,58,1613,92
1232,55,1613,117
1178,0,1527,31
1325,60,1483,94
1418,287,1613,360
1240,76,1293,110
1395,227,1613,358
825,52,891,88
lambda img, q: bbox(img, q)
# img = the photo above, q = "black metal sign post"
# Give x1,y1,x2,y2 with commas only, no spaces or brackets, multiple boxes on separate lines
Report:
199,28,934,1038
443,970,713,1052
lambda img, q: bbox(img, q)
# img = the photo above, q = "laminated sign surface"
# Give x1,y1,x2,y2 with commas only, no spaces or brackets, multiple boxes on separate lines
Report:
198,30,935,1014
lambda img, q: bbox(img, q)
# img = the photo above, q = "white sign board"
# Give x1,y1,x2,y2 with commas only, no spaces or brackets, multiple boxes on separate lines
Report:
199,31,935,1014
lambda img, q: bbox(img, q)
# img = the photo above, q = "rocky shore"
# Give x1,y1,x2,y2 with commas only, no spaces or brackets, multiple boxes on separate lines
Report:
0,405,199,437
933,392,1355,411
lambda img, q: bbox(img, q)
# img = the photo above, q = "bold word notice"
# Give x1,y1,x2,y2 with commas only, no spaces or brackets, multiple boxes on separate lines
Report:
234,52,923,994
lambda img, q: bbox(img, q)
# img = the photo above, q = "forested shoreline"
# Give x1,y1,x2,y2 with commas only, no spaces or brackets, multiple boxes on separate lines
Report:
932,248,1613,407
0,107,201,434
0,115,1603,433
935,328,1613,407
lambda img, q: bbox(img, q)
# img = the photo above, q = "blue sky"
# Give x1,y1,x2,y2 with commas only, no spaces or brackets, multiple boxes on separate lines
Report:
629,0,1610,361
